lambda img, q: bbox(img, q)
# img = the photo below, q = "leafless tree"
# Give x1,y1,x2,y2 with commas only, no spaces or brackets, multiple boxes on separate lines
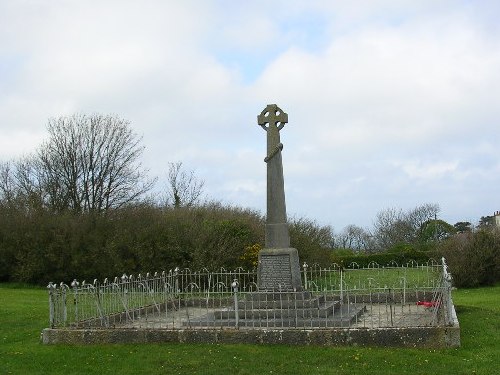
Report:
334,224,373,252
406,203,441,235
0,162,14,203
1,114,155,212
165,161,204,208
372,203,440,250
0,158,45,210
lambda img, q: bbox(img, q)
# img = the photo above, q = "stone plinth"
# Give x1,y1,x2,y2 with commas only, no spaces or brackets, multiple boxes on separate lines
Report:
257,248,302,291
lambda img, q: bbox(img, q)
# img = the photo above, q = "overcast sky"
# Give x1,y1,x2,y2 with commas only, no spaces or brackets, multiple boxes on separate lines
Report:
1,0,499,231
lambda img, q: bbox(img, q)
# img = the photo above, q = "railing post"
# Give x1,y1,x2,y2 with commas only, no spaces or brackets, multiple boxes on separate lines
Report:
442,257,453,325
120,274,132,322
174,267,180,295
47,282,56,328
399,277,406,305
232,279,239,328
71,279,79,323
340,267,344,304
302,262,308,290
60,282,67,326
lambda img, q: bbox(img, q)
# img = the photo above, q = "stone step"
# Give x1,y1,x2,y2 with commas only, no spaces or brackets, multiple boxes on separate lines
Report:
238,295,326,309
244,291,313,302
183,304,366,328
215,301,337,319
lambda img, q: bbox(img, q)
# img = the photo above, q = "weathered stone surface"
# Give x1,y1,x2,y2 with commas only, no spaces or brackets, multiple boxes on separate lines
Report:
41,326,461,348
257,104,291,249
258,104,288,244
217,329,262,344
256,104,302,290
145,329,179,343
257,248,302,291
178,329,216,344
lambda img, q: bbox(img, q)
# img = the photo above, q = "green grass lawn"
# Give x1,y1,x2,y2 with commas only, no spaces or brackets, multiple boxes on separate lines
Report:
1,283,498,375
307,266,442,291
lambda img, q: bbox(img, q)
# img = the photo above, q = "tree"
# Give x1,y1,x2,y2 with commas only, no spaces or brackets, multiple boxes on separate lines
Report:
454,221,472,233
438,230,500,287
289,217,333,265
165,161,204,208
372,203,440,250
0,157,45,211
478,215,495,230
0,161,16,205
334,224,373,252
1,114,155,212
419,219,456,242
372,207,409,250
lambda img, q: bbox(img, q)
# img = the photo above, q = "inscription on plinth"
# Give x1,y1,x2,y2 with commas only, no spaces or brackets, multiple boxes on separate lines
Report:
259,254,292,289
257,248,302,291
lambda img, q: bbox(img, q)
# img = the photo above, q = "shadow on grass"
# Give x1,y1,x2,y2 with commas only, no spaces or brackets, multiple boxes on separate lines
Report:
453,304,478,314
0,282,45,289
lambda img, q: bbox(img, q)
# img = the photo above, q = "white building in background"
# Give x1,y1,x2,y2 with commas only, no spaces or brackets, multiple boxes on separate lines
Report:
495,211,500,227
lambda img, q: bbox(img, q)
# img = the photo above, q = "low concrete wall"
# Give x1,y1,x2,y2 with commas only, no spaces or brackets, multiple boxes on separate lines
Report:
42,324,460,348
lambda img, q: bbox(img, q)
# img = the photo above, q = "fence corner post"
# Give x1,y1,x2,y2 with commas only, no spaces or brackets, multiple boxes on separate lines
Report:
47,282,56,328
442,257,454,325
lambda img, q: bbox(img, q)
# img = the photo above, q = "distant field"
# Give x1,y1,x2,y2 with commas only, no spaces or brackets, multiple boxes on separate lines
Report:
0,283,498,375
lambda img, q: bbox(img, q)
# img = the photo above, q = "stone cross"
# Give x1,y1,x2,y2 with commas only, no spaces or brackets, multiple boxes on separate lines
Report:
257,104,290,249
257,104,302,291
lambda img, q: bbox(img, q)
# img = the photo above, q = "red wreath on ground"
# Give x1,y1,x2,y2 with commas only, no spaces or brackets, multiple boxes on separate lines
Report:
416,301,439,308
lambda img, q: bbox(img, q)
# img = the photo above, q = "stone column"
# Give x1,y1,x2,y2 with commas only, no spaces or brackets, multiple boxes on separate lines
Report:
256,104,302,291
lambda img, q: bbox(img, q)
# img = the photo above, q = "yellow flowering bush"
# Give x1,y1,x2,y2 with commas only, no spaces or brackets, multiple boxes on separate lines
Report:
240,243,261,268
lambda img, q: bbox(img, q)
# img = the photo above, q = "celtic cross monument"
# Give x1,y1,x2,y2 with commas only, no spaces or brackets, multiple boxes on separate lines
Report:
257,104,302,291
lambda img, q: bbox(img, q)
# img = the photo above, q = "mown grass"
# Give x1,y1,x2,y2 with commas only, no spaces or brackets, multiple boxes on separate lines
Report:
1,283,498,374
307,266,441,291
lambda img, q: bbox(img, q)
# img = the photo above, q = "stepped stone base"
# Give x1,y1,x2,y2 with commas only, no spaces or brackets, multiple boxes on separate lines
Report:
183,291,365,329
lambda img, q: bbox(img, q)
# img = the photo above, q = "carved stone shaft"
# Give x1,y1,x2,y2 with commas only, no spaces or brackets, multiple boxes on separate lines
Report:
257,104,302,291
257,104,290,248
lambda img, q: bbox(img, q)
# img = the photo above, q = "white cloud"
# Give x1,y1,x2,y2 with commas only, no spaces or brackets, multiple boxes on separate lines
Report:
395,159,459,180
0,0,499,229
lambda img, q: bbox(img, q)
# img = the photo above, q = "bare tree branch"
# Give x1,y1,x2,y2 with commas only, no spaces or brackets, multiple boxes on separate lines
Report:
165,162,204,208
6,113,156,213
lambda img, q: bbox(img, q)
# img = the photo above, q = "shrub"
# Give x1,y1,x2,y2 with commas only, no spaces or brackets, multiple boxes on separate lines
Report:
0,198,346,284
240,243,261,269
289,217,332,266
438,230,500,287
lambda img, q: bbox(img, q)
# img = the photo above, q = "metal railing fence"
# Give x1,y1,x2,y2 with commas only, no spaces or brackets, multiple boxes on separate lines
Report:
47,258,454,330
